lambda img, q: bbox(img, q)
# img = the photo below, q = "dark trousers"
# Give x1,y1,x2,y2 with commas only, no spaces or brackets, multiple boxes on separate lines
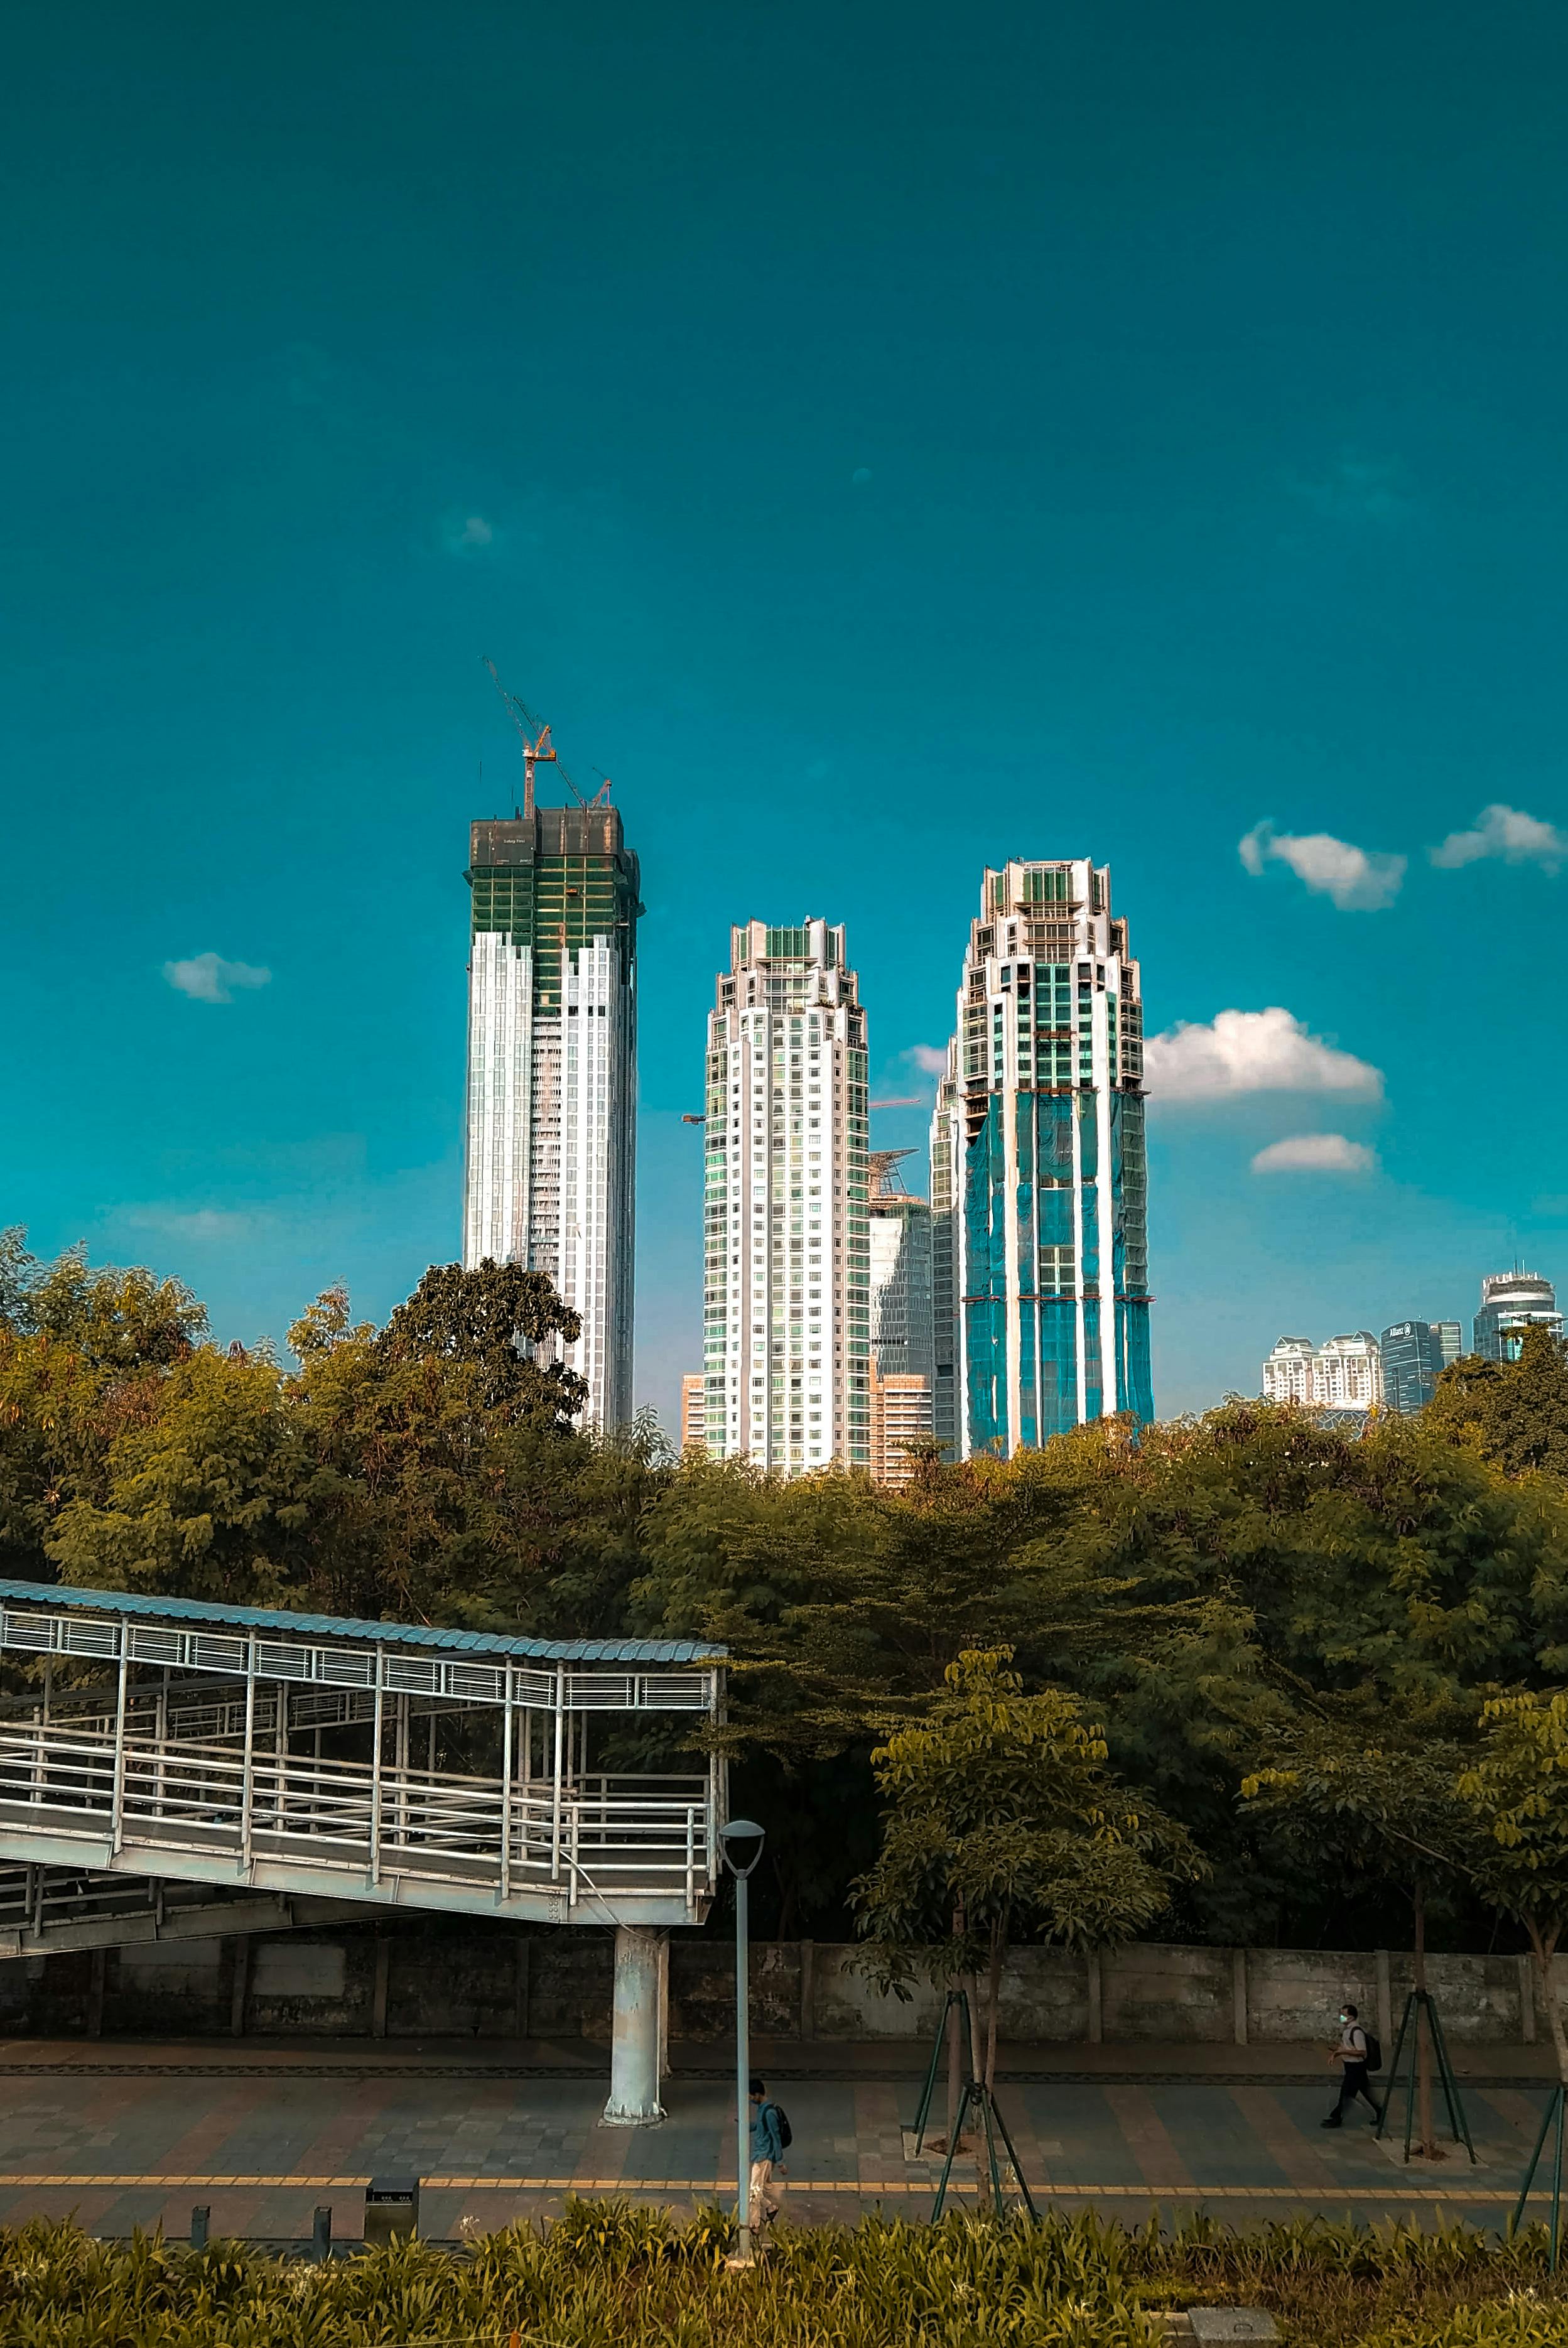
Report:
1333,2061,1379,2119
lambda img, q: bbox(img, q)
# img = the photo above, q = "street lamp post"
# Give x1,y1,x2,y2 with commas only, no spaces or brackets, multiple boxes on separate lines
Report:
719,1817,766,2263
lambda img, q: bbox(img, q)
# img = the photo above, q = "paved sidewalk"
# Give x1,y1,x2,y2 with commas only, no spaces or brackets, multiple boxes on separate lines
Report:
0,2033,1558,2083
0,2048,1557,2241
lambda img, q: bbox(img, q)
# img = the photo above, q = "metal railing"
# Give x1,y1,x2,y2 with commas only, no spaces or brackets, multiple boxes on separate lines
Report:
0,1723,711,1918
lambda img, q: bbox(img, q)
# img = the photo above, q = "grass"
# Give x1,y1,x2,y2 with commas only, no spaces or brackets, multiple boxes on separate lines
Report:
3,2202,1568,2345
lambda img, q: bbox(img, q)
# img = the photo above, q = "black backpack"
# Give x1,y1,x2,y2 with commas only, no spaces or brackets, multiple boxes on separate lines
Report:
765,2099,793,2151
1360,2031,1383,2072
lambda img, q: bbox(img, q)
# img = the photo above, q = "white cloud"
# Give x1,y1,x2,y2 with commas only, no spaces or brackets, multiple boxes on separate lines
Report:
1239,821,1405,911
1251,1133,1378,1176
905,1044,948,1076
1288,450,1410,524
443,512,495,553
1429,804,1567,872
119,1207,257,1242
1144,1007,1384,1103
163,953,272,1004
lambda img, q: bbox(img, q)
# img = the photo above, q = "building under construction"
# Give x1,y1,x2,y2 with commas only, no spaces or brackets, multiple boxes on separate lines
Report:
462,688,642,1429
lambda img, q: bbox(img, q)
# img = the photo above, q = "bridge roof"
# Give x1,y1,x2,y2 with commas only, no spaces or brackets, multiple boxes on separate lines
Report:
0,1579,723,1667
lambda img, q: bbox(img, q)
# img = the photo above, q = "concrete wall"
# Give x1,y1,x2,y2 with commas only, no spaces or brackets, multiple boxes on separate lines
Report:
0,1919,1552,2046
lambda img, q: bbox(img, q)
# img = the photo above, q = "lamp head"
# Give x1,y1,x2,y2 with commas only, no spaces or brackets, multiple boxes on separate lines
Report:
719,1817,766,1878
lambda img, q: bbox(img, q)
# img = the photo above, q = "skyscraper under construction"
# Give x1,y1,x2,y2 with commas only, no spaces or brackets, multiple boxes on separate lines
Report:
462,789,642,1430
930,858,1152,1454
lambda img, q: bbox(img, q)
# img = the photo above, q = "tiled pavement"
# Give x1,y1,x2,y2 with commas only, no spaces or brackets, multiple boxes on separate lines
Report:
0,2064,1559,2241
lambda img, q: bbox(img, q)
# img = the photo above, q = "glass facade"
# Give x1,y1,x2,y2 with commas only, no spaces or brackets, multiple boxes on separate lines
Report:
1474,1272,1563,1361
1379,1321,1444,1414
931,859,1152,1456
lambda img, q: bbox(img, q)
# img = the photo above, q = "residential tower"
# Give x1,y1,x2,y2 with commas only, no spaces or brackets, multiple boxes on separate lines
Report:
701,919,871,1471
929,858,1152,1455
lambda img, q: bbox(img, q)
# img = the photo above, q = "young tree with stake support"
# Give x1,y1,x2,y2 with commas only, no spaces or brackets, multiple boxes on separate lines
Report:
1243,1727,1486,2159
1459,1691,1568,2089
852,1648,1202,2118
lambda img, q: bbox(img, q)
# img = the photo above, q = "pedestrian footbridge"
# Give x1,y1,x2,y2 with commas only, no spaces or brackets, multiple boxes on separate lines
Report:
0,1579,725,1933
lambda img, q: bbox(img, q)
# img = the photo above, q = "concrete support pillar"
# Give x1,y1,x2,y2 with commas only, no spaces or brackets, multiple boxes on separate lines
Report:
602,1925,669,2127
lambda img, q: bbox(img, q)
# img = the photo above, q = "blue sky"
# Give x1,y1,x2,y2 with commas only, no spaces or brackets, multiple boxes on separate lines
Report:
4,0,1568,1433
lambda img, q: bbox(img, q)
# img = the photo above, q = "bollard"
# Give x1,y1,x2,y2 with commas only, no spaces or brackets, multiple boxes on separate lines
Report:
311,2205,332,2263
364,2176,419,2247
190,2206,210,2249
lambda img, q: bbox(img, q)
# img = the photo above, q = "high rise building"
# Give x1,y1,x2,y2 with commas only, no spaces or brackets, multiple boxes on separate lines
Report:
929,858,1152,1456
462,803,641,1427
1434,1321,1463,1371
866,1151,934,1486
1474,1271,1563,1361
867,1151,935,1386
1380,1321,1446,1414
1262,1337,1315,1405
1313,1332,1384,1409
868,1366,934,1487
679,1374,706,1453
701,919,870,1472
929,1047,962,1458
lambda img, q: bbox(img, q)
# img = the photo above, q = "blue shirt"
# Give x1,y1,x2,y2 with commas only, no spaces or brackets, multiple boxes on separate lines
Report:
749,2100,784,2163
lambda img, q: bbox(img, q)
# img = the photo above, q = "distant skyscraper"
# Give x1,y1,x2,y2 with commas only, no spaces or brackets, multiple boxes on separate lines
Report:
930,858,1151,1456
1314,1332,1383,1409
867,1151,935,1386
679,1374,706,1453
868,1366,934,1487
866,1151,934,1486
1262,1337,1316,1404
1474,1271,1563,1361
462,803,641,1427
929,1048,962,1458
1434,1321,1463,1371
701,919,870,1472
1380,1321,1446,1414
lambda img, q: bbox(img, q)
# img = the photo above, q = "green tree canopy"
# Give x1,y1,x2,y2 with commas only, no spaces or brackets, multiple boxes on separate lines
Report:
853,1647,1202,2085
377,1258,587,1424
1459,1690,1568,2086
1427,1324,1568,1480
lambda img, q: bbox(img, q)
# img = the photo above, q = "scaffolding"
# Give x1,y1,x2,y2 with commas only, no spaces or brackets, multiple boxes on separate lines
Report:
0,1582,725,1930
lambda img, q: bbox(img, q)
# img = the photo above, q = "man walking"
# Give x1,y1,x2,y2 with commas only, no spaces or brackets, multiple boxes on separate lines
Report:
748,2077,786,2231
1321,2001,1380,2128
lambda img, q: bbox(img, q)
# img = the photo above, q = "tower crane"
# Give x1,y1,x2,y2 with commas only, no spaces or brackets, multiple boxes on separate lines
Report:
481,659,615,816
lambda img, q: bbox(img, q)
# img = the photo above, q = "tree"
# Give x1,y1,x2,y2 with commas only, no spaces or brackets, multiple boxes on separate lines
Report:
1243,1723,1489,2158
377,1260,586,1425
1458,1691,1568,2090
45,1348,311,1607
1427,1326,1568,1480
1,1231,207,1369
852,1648,1201,2095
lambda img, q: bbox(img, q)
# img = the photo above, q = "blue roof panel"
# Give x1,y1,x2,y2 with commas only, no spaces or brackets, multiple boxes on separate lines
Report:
0,1579,723,1667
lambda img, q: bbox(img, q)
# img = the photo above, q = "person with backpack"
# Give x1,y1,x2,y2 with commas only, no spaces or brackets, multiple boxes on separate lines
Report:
1321,2001,1381,2127
747,2077,790,2229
